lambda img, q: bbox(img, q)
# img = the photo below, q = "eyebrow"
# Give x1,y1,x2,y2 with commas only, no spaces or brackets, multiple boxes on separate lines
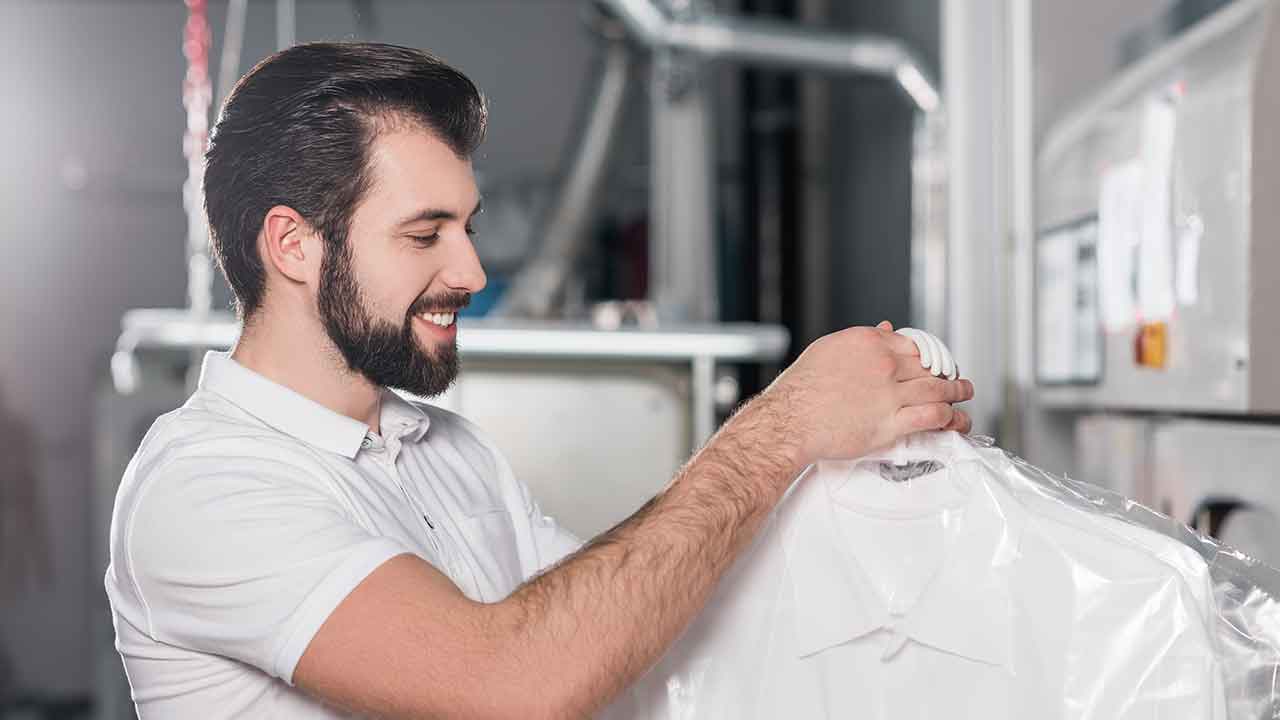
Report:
395,198,484,228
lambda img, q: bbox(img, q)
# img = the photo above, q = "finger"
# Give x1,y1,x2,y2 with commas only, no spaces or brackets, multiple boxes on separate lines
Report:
877,320,894,332
943,409,972,434
885,328,921,357
895,402,956,435
898,328,933,369
895,353,935,381
899,376,974,406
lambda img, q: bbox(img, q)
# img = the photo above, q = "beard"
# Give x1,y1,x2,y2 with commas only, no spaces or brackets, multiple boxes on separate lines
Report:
316,240,468,398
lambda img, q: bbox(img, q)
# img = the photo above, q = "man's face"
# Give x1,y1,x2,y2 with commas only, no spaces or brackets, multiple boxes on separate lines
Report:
317,126,486,397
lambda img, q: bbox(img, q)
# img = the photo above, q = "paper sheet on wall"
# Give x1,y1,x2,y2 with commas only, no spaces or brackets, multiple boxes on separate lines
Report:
1097,160,1143,331
1138,97,1177,322
1176,214,1203,306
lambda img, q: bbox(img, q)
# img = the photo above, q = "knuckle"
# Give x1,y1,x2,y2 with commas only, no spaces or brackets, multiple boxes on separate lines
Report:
850,326,879,343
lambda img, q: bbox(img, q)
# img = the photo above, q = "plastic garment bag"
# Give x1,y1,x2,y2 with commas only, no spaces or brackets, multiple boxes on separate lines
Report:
603,431,1280,719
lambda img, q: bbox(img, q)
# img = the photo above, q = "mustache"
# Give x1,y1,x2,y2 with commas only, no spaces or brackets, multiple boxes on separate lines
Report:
408,290,472,317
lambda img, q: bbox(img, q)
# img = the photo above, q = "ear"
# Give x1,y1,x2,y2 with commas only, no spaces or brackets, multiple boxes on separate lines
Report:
259,205,319,285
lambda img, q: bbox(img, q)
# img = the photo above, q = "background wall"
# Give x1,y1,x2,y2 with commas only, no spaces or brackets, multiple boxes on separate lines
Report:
1034,0,1175,141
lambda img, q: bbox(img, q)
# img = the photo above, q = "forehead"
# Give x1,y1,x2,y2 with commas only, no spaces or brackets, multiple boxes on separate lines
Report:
356,126,479,223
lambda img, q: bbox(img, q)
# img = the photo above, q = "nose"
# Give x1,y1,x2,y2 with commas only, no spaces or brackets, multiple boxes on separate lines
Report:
440,230,487,295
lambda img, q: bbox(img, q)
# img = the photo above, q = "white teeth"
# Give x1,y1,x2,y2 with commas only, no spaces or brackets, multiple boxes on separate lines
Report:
419,311,455,327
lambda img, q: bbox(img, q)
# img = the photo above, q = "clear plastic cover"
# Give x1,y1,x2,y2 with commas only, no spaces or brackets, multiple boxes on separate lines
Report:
603,431,1280,719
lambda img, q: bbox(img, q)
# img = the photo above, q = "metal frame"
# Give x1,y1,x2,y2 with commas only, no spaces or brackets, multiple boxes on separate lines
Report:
940,0,1012,437
599,0,940,111
111,309,789,449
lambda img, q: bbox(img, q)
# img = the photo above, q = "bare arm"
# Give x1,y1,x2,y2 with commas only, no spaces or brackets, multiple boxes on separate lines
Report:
295,323,973,719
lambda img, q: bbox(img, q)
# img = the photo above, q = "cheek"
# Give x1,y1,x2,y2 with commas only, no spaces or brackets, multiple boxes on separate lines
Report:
350,246,421,318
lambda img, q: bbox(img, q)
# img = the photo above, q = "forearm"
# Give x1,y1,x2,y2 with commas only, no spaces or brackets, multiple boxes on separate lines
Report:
494,394,804,717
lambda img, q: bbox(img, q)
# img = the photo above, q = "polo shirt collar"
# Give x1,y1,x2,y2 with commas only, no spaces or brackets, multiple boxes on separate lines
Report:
781,432,1023,669
198,351,371,459
379,389,431,443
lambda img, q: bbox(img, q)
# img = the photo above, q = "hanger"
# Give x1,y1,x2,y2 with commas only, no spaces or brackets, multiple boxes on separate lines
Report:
865,328,959,483
876,459,946,483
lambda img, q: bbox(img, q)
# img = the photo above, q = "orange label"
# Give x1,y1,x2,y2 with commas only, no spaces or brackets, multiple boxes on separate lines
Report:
1135,322,1168,369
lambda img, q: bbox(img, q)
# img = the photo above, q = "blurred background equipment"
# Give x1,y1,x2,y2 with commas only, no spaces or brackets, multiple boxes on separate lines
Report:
1023,0,1280,575
496,0,942,326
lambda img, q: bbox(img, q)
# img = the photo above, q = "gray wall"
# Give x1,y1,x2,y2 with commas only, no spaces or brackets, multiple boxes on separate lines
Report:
0,0,602,698
1034,0,1175,142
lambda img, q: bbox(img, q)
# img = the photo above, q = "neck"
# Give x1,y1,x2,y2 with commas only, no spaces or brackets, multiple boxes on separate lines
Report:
231,309,384,434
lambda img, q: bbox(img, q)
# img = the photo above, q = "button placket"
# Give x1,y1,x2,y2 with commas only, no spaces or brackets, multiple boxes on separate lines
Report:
366,432,443,556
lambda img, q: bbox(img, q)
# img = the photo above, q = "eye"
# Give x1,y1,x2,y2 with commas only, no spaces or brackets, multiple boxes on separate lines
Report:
465,224,478,237
408,233,439,247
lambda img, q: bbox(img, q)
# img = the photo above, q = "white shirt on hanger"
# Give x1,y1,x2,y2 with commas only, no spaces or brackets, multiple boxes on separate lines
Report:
607,432,1225,720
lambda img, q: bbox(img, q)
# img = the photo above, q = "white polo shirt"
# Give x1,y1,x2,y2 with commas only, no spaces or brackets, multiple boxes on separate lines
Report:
607,431,1225,719
104,352,583,719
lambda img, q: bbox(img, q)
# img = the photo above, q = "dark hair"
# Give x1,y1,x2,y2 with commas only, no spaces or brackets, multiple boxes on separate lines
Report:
204,42,487,320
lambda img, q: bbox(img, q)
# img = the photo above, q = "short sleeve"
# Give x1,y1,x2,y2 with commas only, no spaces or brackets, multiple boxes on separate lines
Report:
117,454,410,685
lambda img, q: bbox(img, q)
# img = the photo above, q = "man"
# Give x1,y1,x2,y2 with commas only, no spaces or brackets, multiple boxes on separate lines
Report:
105,42,973,719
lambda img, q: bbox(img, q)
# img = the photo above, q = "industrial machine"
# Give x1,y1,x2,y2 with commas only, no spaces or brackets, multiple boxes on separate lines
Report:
1034,0,1280,567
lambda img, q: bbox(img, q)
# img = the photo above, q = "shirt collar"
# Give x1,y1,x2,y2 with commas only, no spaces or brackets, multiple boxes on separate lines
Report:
198,351,370,459
780,432,1024,668
379,389,431,444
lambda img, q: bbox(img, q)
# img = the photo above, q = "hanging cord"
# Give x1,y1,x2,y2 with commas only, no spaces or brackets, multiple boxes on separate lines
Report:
182,0,213,318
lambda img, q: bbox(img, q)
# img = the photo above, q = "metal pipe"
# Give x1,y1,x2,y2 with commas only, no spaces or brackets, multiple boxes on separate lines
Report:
597,0,940,112
691,355,716,448
493,35,633,318
909,111,948,336
215,0,249,115
109,310,789,365
500,0,942,322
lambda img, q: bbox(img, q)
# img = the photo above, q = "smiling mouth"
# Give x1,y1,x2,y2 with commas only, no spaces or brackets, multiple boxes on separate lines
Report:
416,310,457,328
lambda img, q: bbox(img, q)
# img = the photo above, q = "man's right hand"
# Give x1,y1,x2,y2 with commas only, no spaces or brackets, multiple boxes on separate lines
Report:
747,320,974,472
